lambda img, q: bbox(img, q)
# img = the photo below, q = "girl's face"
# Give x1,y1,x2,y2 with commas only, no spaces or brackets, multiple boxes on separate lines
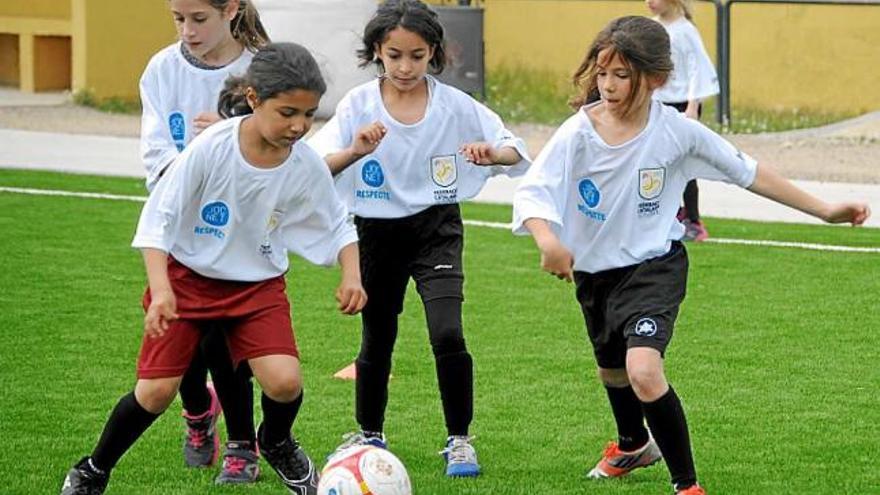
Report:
595,49,656,117
247,89,321,149
169,0,237,58
645,0,673,17
375,27,435,92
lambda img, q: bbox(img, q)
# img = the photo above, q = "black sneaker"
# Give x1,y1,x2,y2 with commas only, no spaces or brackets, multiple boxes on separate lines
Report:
60,457,109,495
258,424,319,495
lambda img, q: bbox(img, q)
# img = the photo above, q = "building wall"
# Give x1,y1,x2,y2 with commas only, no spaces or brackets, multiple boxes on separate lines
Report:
0,0,71,19
71,0,176,99
479,0,879,113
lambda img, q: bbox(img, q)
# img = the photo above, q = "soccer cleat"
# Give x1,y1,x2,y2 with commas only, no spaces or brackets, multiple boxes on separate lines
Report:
215,441,260,485
182,382,222,467
258,424,319,495
440,435,480,477
587,438,662,479
329,430,387,459
676,484,707,495
60,457,109,495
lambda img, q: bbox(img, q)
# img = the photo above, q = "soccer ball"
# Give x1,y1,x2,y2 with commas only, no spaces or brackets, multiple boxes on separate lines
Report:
317,445,412,495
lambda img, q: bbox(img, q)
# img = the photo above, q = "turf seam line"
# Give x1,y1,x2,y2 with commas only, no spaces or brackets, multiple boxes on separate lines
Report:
2,186,878,254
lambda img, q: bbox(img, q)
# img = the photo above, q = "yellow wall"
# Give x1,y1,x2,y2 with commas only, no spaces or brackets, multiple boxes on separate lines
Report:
480,1,878,113
729,4,880,113
0,0,70,19
72,0,176,99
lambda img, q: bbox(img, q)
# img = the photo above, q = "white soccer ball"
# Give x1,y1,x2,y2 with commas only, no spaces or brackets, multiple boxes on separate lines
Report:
318,445,412,495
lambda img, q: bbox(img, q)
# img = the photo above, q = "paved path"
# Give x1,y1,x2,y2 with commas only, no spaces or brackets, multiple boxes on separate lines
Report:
1,127,877,228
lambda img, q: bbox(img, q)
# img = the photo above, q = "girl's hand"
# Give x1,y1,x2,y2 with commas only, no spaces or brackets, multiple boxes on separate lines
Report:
336,280,367,315
539,237,575,282
144,289,179,339
823,202,871,225
351,122,387,157
193,112,222,135
460,142,500,165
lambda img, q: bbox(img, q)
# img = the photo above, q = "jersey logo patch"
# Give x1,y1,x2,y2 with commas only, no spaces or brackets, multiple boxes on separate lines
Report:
169,112,186,151
634,317,658,337
362,159,385,188
578,178,601,208
431,155,457,188
201,201,230,226
638,168,665,200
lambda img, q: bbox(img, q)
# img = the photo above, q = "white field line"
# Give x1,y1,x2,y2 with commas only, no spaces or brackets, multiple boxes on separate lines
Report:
3,186,879,254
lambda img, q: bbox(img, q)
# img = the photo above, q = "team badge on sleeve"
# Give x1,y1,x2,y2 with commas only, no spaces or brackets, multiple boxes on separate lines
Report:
430,155,458,187
638,168,665,200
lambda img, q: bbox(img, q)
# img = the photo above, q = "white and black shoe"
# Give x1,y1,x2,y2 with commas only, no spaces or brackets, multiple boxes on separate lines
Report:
60,457,109,495
258,424,319,495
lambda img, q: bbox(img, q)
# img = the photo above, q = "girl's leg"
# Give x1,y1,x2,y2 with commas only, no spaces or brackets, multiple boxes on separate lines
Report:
354,216,410,435
90,377,182,471
596,367,650,451
422,293,471,436
201,327,256,444
178,348,211,415
626,347,697,491
248,354,317,493
249,354,303,445
683,180,700,222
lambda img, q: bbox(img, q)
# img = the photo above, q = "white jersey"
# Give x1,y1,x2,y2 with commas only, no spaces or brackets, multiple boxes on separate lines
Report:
512,102,757,273
653,18,719,103
309,76,530,219
132,117,358,282
139,42,253,191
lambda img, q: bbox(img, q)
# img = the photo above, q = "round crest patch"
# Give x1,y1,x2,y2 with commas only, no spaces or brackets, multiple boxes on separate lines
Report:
201,201,230,227
634,317,658,337
578,179,601,208
361,159,385,188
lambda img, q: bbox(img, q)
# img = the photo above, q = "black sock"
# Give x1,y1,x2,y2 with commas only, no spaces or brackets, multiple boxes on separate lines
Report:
355,358,392,433
203,331,256,443
178,348,210,415
642,387,697,490
435,351,473,437
259,391,302,446
605,385,649,451
90,392,161,472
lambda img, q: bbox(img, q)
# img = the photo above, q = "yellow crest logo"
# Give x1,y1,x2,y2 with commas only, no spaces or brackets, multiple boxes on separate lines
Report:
638,168,665,200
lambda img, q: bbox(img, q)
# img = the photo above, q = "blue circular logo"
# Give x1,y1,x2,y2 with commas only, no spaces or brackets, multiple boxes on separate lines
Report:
578,179,600,209
361,160,385,188
201,201,230,226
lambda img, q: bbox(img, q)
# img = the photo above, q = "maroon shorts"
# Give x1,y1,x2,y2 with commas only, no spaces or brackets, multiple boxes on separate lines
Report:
136,258,299,379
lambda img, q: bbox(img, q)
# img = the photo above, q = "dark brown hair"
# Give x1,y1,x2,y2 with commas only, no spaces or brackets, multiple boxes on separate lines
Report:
357,0,446,75
206,0,270,52
218,43,326,118
570,16,673,116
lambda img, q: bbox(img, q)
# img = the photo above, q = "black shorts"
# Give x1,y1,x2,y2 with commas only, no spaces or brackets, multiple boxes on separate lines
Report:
574,242,689,369
355,204,464,314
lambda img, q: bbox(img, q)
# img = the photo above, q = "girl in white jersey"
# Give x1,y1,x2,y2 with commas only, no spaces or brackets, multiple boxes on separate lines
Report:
61,43,367,495
139,0,269,482
309,0,529,478
513,16,869,495
647,0,719,241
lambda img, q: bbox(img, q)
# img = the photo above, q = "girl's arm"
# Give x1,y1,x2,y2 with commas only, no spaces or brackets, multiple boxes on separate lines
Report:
748,164,871,224
523,218,575,282
141,248,179,338
323,121,387,176
139,66,180,192
459,142,523,166
335,242,367,315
